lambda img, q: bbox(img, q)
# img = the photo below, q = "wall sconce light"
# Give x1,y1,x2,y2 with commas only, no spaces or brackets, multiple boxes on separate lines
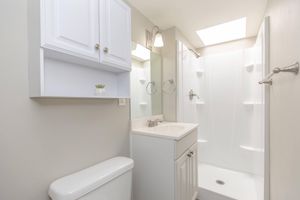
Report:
146,26,164,50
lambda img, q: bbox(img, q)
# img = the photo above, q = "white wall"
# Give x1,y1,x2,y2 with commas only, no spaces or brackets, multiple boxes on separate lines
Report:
128,3,161,54
161,28,177,121
150,53,163,116
265,0,300,199
0,0,155,199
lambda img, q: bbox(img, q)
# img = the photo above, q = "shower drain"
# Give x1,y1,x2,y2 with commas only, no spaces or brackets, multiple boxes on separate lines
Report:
216,180,225,185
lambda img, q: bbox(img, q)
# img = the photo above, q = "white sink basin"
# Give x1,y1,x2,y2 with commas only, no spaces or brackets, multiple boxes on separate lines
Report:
150,124,186,132
132,122,198,140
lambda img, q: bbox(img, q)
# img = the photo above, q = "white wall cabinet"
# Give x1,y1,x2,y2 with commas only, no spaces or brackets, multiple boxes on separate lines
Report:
100,0,131,69
42,0,100,62
42,0,131,69
28,0,131,98
131,129,198,200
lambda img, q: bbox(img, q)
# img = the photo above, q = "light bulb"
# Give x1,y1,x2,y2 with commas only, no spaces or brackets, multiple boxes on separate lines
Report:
154,32,164,47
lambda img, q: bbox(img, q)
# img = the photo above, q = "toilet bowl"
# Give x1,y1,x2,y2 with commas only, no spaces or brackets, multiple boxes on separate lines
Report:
48,157,134,200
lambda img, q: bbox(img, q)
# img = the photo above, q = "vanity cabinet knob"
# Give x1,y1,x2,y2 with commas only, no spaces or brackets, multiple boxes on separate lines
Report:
95,44,100,50
103,47,109,53
187,151,194,158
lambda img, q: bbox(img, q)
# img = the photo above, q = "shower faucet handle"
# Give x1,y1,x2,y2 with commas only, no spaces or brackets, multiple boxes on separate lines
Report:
189,89,200,100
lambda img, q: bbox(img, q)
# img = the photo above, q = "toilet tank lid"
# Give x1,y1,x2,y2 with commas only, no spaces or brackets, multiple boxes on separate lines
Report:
48,157,134,200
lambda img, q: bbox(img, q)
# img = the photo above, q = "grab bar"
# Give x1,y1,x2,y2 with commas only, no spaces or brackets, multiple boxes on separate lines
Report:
259,62,299,85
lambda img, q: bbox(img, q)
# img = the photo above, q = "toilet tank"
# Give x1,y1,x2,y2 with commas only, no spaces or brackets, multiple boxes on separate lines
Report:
48,157,134,200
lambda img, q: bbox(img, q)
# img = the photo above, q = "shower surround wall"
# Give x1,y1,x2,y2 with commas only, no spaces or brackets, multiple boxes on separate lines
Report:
131,59,152,118
177,33,266,199
178,42,264,174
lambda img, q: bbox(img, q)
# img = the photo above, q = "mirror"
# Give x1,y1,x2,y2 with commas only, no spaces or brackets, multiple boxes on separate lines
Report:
130,42,162,119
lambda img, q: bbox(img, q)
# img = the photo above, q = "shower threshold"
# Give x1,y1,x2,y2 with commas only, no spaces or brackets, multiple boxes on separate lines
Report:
197,164,259,200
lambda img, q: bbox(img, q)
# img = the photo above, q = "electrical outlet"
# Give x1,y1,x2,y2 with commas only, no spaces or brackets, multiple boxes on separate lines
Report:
118,98,127,106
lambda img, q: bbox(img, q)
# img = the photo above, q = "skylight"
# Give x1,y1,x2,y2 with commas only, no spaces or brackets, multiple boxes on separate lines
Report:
196,17,247,46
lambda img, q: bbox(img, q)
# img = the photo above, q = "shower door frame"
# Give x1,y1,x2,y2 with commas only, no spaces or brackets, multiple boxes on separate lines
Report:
262,16,270,200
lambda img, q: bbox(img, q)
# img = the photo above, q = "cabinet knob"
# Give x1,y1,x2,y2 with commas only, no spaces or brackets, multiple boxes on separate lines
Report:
187,151,194,158
103,47,109,53
95,44,100,50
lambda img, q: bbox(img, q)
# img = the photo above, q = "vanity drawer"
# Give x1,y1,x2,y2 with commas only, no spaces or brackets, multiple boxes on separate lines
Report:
175,129,197,159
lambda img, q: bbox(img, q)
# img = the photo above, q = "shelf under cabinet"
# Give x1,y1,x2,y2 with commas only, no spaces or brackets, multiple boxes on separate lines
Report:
31,95,129,99
44,48,131,73
29,49,130,99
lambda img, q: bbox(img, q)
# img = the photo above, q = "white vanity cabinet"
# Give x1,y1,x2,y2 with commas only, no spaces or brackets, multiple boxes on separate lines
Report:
28,0,131,98
131,126,198,200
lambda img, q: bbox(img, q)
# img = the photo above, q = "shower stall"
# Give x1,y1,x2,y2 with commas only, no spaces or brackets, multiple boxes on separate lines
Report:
177,18,269,200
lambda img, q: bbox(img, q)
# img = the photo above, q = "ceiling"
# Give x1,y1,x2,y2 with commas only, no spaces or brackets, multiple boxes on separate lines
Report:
127,0,268,48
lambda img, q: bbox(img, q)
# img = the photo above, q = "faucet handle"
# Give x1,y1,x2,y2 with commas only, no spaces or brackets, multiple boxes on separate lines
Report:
147,120,155,127
155,119,163,123
147,119,162,127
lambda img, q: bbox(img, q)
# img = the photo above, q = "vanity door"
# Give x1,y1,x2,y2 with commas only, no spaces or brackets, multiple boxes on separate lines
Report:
189,143,198,200
176,152,190,200
176,143,198,200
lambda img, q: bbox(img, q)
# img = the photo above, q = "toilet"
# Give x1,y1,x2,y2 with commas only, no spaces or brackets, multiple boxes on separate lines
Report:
48,157,134,200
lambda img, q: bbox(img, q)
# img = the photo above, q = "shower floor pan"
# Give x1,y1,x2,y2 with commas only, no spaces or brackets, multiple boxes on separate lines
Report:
197,164,258,200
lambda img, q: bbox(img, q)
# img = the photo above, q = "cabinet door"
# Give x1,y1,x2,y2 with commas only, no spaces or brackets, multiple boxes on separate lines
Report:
42,0,100,62
189,144,198,200
99,0,131,70
176,152,190,200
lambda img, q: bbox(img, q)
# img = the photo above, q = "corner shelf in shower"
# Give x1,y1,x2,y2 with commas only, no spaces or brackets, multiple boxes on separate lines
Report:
245,64,254,72
139,102,148,106
198,139,208,143
240,145,264,153
243,101,262,109
195,101,205,105
139,77,147,84
243,101,262,105
196,69,204,75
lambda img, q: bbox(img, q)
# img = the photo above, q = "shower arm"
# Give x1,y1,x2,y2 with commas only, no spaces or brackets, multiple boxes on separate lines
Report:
188,48,201,58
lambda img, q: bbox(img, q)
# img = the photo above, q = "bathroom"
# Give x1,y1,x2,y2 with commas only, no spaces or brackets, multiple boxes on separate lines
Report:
0,0,299,200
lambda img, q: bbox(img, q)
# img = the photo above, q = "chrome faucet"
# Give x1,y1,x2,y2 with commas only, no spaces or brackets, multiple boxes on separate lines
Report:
147,119,163,127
